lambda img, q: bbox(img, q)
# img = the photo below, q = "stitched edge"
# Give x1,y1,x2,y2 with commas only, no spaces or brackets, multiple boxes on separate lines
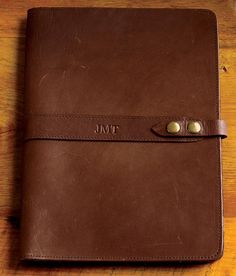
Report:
214,10,224,261
25,135,200,142
21,254,219,261
22,9,222,262
26,114,191,120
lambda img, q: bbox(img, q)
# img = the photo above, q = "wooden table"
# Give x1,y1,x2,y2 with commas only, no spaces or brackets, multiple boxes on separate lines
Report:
0,1,235,275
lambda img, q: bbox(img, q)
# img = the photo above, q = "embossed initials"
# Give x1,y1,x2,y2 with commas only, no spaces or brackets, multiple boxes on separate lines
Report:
94,124,120,135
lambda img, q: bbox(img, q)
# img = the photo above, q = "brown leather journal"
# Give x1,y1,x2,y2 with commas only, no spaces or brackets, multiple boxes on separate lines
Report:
21,8,227,262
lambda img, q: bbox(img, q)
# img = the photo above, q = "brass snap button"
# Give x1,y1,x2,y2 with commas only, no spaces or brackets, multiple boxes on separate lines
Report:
166,121,180,134
187,121,201,134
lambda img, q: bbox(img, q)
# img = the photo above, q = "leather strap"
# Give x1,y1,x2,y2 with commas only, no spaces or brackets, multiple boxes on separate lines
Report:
24,114,227,142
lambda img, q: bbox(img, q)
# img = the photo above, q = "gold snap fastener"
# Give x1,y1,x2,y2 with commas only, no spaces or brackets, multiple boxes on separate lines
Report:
166,121,180,134
187,121,201,134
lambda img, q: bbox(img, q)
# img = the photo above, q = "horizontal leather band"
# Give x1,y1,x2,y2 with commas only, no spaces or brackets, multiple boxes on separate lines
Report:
24,114,227,142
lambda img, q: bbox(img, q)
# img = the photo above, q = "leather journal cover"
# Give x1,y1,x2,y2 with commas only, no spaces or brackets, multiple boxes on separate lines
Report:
21,8,227,262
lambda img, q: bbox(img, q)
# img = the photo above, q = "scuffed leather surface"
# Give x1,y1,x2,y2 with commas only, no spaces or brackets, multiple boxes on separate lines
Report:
24,114,227,141
21,8,223,262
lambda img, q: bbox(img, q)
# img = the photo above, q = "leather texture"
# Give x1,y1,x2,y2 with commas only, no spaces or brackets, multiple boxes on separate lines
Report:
21,7,226,262
24,114,227,141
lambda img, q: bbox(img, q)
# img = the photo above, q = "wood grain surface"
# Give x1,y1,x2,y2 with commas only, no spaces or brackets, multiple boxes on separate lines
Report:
0,0,236,275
